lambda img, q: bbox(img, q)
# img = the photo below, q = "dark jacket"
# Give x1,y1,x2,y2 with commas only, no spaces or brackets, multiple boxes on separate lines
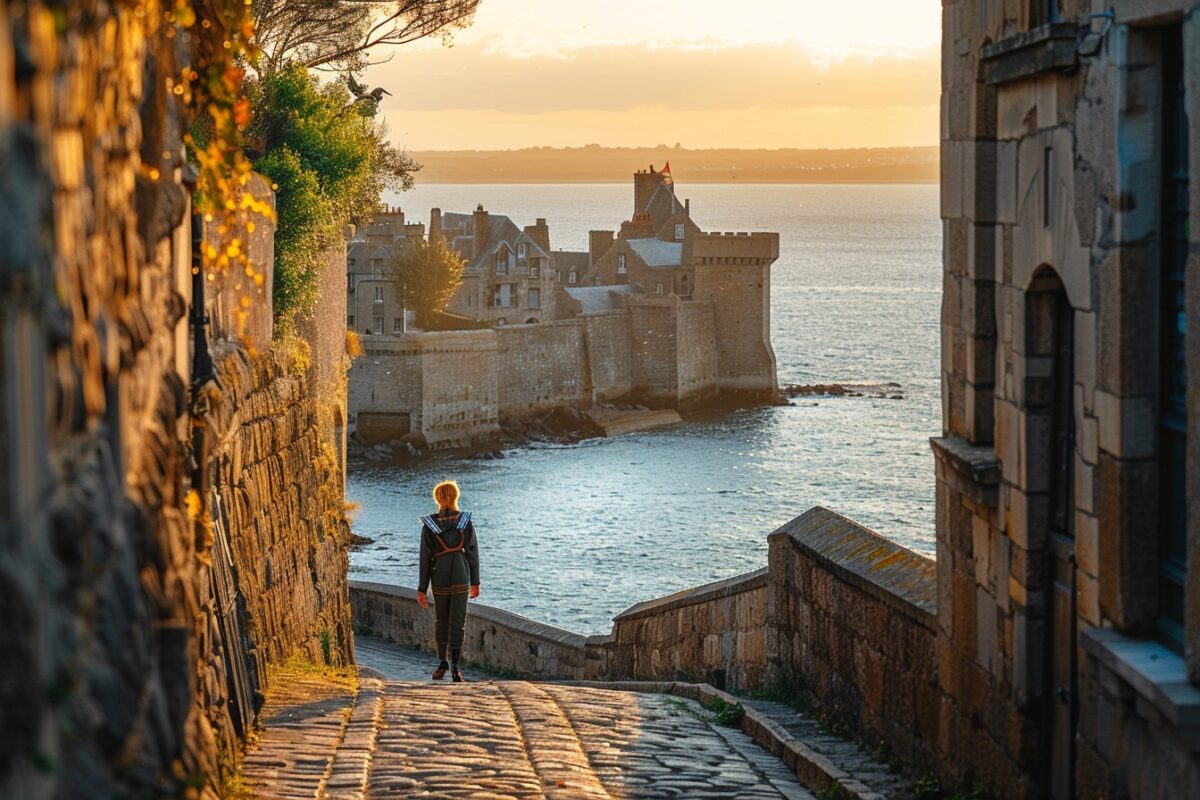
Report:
417,510,480,596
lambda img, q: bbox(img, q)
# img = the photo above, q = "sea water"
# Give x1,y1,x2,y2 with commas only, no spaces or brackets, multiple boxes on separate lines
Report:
348,183,942,633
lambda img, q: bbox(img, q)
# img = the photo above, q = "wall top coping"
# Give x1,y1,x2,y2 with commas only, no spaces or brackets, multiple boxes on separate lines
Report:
362,329,499,354
612,568,769,622
769,507,937,625
1081,628,1200,731
350,580,587,649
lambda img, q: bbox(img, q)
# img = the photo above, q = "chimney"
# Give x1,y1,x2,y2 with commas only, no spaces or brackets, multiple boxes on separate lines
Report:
523,218,550,253
685,198,690,217
429,207,443,244
473,204,489,259
589,230,615,267
633,168,662,218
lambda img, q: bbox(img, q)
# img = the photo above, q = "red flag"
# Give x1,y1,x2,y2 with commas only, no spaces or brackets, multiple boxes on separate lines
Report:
661,161,673,186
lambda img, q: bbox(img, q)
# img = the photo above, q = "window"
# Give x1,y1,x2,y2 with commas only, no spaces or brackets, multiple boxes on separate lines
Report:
528,288,540,309
496,251,508,275
394,318,403,333
618,254,627,274
1158,26,1189,649
675,223,685,241
517,242,526,264
531,259,540,279
373,317,383,334
347,315,355,328
656,283,664,295
569,271,577,285
494,283,514,308
374,286,383,303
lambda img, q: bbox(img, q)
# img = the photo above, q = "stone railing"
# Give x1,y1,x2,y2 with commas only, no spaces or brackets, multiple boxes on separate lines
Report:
609,569,769,690
350,581,611,679
766,507,939,772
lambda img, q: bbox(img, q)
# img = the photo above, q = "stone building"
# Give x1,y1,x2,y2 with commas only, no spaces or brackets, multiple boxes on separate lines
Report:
436,205,559,325
346,206,424,335
938,1,1200,796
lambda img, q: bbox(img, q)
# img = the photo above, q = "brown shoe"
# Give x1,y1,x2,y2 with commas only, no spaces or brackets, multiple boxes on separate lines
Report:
432,662,448,680
451,667,465,683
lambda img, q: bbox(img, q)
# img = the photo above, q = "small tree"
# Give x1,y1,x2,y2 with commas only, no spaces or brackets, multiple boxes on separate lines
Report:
390,240,465,326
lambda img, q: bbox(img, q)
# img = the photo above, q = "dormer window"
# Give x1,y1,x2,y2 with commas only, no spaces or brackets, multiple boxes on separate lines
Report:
517,242,526,265
675,223,685,241
496,250,508,275
618,254,627,274
569,271,577,285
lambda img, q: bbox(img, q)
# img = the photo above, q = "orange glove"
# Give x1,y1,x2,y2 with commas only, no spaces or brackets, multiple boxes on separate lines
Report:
417,591,429,608
470,585,480,599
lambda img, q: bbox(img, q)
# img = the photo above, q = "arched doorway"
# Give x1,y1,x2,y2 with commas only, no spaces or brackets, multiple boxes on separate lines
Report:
1025,266,1075,800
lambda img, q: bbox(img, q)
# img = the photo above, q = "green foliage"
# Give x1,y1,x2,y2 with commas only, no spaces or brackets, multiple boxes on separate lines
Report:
707,696,745,728
390,239,465,325
913,774,941,800
816,780,849,800
247,65,419,326
319,629,333,664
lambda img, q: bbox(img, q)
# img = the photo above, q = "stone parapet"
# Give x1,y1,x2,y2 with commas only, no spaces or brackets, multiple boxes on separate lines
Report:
766,507,940,774
610,569,769,690
350,581,611,680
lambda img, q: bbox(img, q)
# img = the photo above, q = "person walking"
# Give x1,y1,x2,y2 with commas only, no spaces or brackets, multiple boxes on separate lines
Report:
416,480,480,682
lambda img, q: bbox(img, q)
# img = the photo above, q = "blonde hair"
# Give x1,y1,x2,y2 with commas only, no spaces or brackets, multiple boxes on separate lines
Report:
433,480,460,512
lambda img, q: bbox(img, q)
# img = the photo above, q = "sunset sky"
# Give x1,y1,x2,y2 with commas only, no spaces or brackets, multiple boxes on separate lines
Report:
365,0,941,151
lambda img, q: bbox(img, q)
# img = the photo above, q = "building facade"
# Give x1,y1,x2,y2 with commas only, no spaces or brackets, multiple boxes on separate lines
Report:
346,207,424,335
436,206,559,325
939,1,1199,796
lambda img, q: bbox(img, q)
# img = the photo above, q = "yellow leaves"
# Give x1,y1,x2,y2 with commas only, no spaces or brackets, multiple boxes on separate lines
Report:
185,489,202,521
345,330,364,359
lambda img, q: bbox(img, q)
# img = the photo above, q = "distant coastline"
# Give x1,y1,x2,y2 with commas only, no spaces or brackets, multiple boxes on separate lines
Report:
405,145,939,184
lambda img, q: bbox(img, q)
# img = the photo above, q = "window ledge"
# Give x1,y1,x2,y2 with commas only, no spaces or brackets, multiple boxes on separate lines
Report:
980,22,1080,85
1082,628,1200,733
930,436,1000,507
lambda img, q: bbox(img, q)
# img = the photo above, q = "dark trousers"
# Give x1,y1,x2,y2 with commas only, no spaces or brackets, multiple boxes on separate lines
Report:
434,591,468,663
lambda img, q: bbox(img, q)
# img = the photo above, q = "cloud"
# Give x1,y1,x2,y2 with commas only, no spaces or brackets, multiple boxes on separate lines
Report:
367,38,938,115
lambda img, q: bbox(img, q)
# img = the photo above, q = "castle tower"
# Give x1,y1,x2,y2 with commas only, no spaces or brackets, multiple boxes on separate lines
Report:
690,232,780,401
633,166,665,216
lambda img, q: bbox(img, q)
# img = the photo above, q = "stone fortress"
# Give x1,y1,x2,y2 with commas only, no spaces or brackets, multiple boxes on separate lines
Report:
347,165,781,448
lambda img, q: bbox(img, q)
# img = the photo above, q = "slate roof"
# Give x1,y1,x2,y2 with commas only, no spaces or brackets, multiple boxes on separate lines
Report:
564,284,645,313
642,182,685,229
552,250,590,274
627,238,683,268
436,210,552,272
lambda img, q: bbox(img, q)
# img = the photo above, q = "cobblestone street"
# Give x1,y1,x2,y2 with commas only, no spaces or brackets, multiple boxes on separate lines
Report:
241,639,814,799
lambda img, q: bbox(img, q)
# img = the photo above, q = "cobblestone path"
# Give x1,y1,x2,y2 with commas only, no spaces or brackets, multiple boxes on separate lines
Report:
242,661,815,798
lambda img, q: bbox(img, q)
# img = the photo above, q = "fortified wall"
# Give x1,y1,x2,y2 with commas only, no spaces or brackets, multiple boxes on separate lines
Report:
0,5,352,797
349,294,726,447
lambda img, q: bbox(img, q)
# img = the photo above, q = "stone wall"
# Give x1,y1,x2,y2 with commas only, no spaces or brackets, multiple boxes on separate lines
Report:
0,3,237,797
496,320,589,413
581,311,633,401
767,508,941,774
209,344,354,672
628,297,680,406
941,2,1200,795
609,569,768,691
351,582,611,679
0,5,353,796
674,298,719,406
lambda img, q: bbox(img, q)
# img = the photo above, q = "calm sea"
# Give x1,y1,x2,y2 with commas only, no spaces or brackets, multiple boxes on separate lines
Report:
349,183,942,633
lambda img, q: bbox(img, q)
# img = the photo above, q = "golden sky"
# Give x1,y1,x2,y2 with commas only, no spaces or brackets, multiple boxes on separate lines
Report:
365,0,941,150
